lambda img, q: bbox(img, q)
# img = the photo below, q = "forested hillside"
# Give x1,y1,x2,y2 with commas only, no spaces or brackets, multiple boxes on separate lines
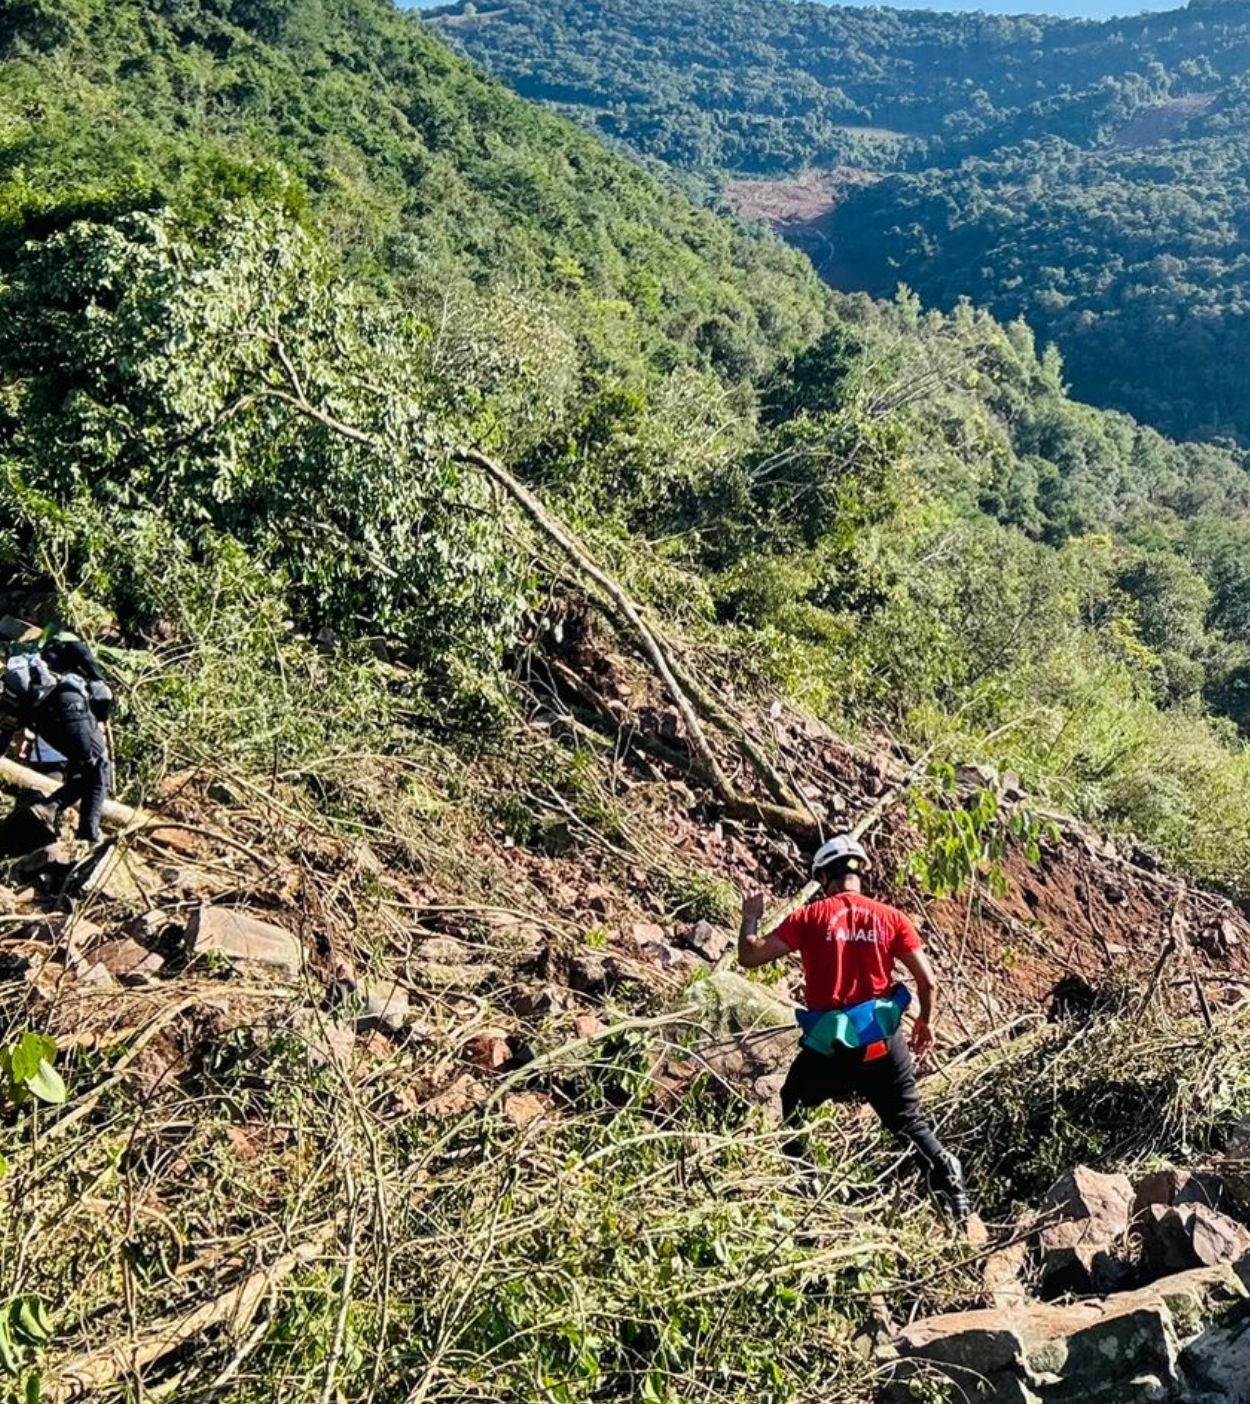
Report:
5,1,1250,1399
426,0,1250,443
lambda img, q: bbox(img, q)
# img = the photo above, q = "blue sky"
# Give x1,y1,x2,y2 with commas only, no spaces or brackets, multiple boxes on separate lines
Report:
400,1,1187,19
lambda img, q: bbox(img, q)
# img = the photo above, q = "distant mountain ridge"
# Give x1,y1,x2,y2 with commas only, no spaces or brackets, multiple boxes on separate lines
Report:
425,0,1250,442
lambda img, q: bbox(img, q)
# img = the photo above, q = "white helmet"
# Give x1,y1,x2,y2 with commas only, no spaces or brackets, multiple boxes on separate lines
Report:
812,834,870,877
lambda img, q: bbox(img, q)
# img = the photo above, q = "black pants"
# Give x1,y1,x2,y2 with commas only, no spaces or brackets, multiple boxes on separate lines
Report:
49,758,111,842
780,1033,963,1203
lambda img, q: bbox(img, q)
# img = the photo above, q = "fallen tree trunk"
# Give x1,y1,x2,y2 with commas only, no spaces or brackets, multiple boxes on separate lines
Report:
0,756,143,831
46,1232,332,1401
457,448,823,841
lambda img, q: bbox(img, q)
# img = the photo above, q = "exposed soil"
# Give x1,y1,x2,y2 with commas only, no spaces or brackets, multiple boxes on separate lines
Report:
724,167,878,277
1109,93,1217,149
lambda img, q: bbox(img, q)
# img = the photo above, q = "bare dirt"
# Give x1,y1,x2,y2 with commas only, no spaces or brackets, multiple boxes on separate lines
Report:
1109,94,1217,149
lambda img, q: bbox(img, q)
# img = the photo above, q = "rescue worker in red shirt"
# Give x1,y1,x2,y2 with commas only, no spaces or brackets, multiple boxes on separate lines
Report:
739,834,968,1219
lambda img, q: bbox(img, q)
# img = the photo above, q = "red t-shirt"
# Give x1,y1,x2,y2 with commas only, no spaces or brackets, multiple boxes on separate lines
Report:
777,893,922,1011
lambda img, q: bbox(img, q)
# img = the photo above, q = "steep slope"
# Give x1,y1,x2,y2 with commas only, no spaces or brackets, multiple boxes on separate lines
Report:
3,2,1250,1399
0,0,828,379
4,588,1250,1402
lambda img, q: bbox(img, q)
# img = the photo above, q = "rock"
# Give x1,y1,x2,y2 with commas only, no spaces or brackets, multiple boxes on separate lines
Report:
687,970,795,1036
77,849,161,904
567,953,614,997
292,1011,356,1070
888,1266,1249,1404
0,615,40,642
413,935,491,992
356,977,410,1033
89,938,165,985
1182,1314,1250,1402
1141,1203,1250,1286
584,884,612,916
1038,1165,1135,1295
186,906,303,977
983,1236,1031,1308
16,842,80,876
955,762,998,790
1134,1168,1192,1217
464,1028,512,1071
424,1073,485,1119
573,1013,605,1041
512,984,568,1017
128,910,183,950
630,920,667,946
1043,1165,1134,1238
502,1092,547,1129
638,939,701,975
681,920,732,963
0,884,17,914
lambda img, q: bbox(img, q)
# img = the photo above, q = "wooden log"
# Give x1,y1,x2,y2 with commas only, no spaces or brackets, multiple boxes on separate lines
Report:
0,755,144,830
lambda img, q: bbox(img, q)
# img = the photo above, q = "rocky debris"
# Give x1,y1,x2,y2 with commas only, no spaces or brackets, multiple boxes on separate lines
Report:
187,906,303,977
88,937,165,985
679,919,732,963
1139,1203,1250,1288
354,976,411,1033
0,882,17,914
687,969,795,1036
424,1072,486,1119
1038,1165,1135,1294
566,952,620,997
502,1091,547,1128
887,1265,1250,1404
573,1013,605,1040
638,938,702,976
413,934,493,991
0,614,40,643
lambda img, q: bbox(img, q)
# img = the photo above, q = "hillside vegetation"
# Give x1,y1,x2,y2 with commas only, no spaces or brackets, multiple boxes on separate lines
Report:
3,1,1250,1400
426,0,1250,443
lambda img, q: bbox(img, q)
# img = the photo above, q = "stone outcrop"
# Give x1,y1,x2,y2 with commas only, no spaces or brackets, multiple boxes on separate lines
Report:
887,1266,1250,1403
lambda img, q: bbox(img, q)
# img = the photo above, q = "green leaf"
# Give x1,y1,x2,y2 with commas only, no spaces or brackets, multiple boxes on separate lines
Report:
0,1154,8,1179
23,1061,66,1107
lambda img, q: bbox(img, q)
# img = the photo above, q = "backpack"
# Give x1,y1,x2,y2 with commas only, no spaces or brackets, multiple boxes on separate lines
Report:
2,653,57,710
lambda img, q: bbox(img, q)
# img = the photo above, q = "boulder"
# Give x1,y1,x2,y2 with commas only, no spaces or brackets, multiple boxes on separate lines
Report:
686,969,795,1036
680,920,732,964
1038,1166,1134,1294
1043,1166,1134,1237
1140,1203,1250,1287
887,1266,1249,1404
187,906,302,977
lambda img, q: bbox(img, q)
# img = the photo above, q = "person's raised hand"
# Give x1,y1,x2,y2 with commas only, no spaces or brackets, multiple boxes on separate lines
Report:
740,890,766,929
910,1017,934,1060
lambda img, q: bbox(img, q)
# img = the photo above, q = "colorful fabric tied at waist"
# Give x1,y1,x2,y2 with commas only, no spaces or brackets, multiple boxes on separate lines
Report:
796,985,911,1059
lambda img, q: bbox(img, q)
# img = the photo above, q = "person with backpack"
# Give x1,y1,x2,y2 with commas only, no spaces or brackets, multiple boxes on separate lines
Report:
1,641,113,845
738,834,968,1219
